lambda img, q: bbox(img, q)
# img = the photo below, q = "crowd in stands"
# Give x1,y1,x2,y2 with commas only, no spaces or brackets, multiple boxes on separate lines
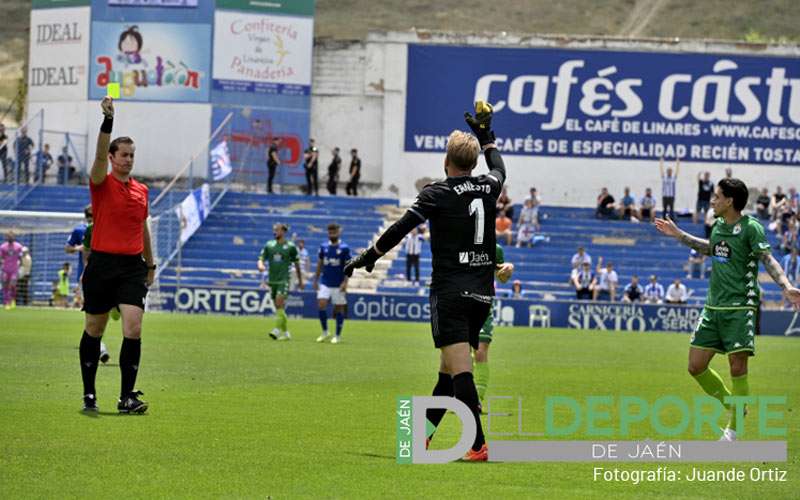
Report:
494,186,549,248
0,125,79,185
268,138,363,197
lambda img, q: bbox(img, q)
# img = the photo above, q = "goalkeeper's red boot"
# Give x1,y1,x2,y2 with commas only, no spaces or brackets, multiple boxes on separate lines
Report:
462,443,488,462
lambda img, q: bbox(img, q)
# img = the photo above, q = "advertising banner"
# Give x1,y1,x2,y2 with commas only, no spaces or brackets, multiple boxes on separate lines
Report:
32,0,90,7
108,0,198,5
89,21,211,102
212,10,314,95
28,7,90,102
211,105,308,185
216,0,315,16
158,287,800,337
405,44,800,166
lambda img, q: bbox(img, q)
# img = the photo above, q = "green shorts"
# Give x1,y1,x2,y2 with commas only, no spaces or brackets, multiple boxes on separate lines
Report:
269,281,290,301
691,306,757,356
479,301,495,344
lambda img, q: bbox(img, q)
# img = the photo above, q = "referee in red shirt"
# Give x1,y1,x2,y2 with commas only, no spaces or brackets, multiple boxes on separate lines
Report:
79,97,154,414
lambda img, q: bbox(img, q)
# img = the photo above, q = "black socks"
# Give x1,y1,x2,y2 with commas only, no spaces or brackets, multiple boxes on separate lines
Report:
119,337,141,398
453,371,486,451
426,372,454,432
79,331,101,396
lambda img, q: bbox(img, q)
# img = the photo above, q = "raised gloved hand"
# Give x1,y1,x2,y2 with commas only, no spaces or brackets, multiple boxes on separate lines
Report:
464,100,495,147
344,247,380,277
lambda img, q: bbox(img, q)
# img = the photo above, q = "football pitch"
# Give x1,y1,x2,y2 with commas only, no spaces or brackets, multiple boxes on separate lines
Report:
1,308,798,499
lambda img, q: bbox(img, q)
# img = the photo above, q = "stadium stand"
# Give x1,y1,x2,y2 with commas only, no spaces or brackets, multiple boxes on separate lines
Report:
5,185,790,307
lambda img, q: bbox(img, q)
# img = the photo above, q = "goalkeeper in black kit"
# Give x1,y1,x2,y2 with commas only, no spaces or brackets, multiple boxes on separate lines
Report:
345,102,505,461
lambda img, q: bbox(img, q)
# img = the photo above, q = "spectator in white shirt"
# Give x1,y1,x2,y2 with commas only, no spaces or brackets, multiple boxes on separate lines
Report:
592,258,618,301
572,262,594,300
644,275,665,304
404,226,424,285
659,156,680,220
516,199,549,248
571,246,592,269
524,187,542,230
622,275,644,303
665,278,689,304
686,249,706,279
781,247,799,285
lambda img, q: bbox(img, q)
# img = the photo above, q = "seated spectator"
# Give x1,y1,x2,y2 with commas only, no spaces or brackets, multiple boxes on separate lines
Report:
592,258,618,301
596,187,615,219
495,212,513,246
755,188,771,219
57,147,76,185
686,249,706,279
617,187,636,220
622,275,644,303
524,187,542,230
781,247,799,285
516,200,550,248
35,144,53,183
518,197,538,230
639,188,656,222
511,279,523,299
665,278,689,304
644,275,665,304
780,218,798,255
572,262,594,300
496,186,513,220
571,246,592,268
771,186,787,221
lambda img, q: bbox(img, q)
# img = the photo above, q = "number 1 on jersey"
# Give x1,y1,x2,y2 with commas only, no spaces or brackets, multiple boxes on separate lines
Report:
469,198,485,244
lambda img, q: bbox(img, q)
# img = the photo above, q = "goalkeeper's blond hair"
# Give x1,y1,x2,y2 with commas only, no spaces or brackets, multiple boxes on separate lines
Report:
445,130,480,172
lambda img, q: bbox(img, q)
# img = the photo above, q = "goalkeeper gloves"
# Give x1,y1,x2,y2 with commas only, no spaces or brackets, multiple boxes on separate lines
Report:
344,247,381,277
464,100,495,147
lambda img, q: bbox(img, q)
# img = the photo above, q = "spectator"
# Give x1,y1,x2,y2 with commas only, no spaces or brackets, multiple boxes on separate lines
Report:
781,246,799,285
704,204,716,238
755,188,771,220
345,148,360,196
592,258,618,301
16,248,32,306
618,187,636,220
571,246,592,268
572,262,594,300
13,127,34,184
771,186,786,221
686,249,706,279
57,146,75,185
404,226,424,285
644,275,665,304
303,138,319,196
524,187,542,229
724,167,733,179
266,137,281,194
0,124,9,181
35,144,53,183
326,147,341,195
788,187,799,212
596,187,615,219
780,218,798,255
665,277,689,304
511,279,523,299
296,238,311,285
496,186,512,220
495,212,513,246
659,156,679,220
54,262,71,307
694,171,713,223
639,187,656,222
622,275,644,303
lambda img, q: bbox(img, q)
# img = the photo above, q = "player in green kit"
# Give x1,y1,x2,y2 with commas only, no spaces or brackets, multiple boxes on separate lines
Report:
257,223,303,340
474,243,515,408
656,178,800,441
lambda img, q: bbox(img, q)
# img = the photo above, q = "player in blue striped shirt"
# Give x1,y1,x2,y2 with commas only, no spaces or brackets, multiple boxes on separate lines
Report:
314,223,351,344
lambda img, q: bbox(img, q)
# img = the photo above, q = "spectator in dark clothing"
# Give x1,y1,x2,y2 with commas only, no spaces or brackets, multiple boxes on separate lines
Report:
57,147,75,185
0,124,8,182
303,138,319,196
496,186,513,219
267,137,280,193
639,187,656,222
622,275,644,303
326,147,341,195
596,187,615,219
14,127,34,184
572,262,594,300
756,188,771,219
346,148,361,196
618,187,636,220
35,144,53,183
694,171,713,223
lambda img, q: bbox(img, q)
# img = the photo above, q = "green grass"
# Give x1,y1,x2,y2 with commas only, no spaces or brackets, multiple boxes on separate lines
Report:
1,308,798,499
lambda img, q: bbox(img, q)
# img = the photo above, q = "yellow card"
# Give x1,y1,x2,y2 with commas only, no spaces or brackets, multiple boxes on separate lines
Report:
107,83,120,99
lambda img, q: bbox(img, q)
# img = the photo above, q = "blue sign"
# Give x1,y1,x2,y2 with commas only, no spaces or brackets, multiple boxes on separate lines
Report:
405,44,800,165
158,286,800,337
89,21,211,102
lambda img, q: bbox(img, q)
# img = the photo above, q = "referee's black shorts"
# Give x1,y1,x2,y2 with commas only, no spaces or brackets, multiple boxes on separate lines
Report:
82,251,148,314
430,291,492,350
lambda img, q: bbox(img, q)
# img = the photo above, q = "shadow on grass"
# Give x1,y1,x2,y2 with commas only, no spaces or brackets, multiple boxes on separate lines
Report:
77,410,148,418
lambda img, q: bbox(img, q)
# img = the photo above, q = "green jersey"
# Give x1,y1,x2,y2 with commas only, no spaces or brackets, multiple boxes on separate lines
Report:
495,244,505,266
82,223,93,250
706,215,770,309
259,239,298,284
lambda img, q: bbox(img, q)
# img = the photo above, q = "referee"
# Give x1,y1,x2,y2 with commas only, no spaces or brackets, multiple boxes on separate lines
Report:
79,97,154,414
346,101,505,461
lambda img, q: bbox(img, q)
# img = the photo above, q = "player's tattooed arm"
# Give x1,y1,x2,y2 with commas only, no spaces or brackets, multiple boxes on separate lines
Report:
760,252,792,291
677,231,711,256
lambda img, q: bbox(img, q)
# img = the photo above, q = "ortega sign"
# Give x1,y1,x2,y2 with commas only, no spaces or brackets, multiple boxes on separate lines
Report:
405,44,800,165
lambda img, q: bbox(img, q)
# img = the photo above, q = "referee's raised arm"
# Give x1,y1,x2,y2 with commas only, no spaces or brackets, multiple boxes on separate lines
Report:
91,97,115,185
